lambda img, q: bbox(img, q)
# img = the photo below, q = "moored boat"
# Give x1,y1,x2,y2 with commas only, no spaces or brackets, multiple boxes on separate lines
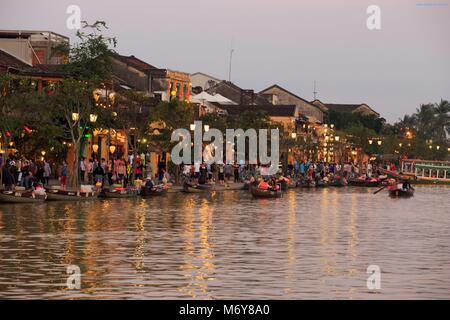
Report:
329,178,347,187
45,187,97,201
250,185,282,198
298,180,316,188
384,159,450,185
141,186,168,197
348,178,381,187
0,190,46,203
315,180,328,188
183,182,213,193
99,188,137,198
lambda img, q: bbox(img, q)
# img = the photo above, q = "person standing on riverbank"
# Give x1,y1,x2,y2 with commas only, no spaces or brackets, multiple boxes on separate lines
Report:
43,160,51,186
87,158,94,185
0,154,3,188
80,157,86,184
60,161,68,190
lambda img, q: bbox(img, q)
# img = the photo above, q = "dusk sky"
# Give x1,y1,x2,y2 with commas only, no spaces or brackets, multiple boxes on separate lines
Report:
1,0,449,122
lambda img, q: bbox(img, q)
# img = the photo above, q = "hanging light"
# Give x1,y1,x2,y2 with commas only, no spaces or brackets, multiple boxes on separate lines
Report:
41,150,46,156
436,145,440,150
109,145,116,154
335,136,340,142
399,143,403,147
204,125,210,132
291,132,297,139
368,139,373,145
90,114,98,123
377,140,382,146
92,144,99,153
72,112,80,121
190,123,196,131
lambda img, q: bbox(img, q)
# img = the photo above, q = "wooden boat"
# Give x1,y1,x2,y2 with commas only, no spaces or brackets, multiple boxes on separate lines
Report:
398,159,450,185
348,179,381,187
0,190,46,203
329,178,347,187
183,182,213,193
141,186,168,197
250,185,282,198
45,188,97,201
279,178,297,190
388,186,414,198
315,180,329,188
299,180,316,188
99,188,137,199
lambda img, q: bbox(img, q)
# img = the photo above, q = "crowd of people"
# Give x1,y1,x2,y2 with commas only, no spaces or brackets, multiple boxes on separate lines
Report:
179,158,399,187
0,154,55,191
1,150,401,192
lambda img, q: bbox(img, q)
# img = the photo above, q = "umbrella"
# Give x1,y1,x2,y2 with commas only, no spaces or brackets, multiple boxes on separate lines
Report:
190,92,218,103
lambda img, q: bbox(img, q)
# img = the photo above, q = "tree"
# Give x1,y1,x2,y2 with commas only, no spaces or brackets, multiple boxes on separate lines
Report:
149,99,196,153
433,99,450,142
113,90,155,181
49,21,116,189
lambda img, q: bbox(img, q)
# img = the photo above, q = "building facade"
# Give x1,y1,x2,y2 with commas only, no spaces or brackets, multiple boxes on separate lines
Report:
259,84,324,124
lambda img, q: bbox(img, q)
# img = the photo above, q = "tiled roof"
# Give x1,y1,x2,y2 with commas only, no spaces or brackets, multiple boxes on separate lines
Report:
213,103,297,117
206,81,269,105
0,49,30,70
113,54,158,72
314,100,380,117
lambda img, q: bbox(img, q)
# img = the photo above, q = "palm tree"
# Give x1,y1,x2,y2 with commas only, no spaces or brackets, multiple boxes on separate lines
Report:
433,99,450,142
414,103,435,140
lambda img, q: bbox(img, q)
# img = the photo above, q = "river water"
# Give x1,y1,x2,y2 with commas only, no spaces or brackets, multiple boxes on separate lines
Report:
0,185,449,299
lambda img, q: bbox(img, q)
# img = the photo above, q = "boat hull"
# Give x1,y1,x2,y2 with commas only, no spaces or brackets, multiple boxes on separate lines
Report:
45,189,97,201
141,187,168,197
183,182,213,193
99,189,137,198
389,188,414,198
250,186,282,198
0,191,46,203
348,179,381,187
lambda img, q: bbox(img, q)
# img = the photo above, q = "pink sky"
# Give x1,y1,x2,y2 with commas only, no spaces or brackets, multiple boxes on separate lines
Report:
1,0,449,122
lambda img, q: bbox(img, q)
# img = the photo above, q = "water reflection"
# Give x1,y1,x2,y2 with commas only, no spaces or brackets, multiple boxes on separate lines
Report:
0,186,449,299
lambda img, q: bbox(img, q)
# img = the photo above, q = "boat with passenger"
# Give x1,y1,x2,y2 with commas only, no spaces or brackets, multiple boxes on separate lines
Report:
388,179,415,198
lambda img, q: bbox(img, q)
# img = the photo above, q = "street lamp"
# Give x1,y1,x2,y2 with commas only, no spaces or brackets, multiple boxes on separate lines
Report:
72,112,80,121
90,114,98,123
335,136,340,142
204,125,210,132
291,132,297,139
436,145,440,150
41,150,46,156
190,123,196,131
377,140,382,146
368,139,373,145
